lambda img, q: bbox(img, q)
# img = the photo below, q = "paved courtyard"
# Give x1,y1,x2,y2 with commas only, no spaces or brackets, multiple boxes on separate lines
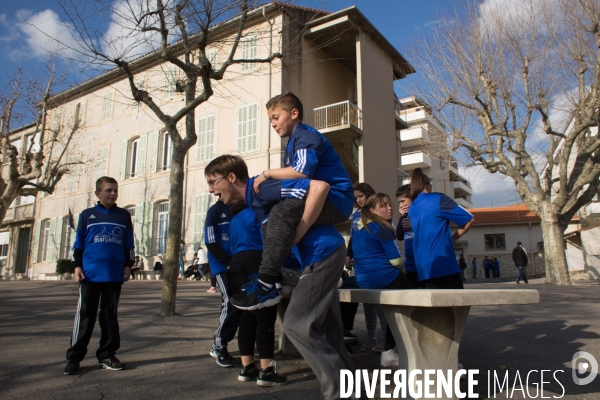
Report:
0,278,599,399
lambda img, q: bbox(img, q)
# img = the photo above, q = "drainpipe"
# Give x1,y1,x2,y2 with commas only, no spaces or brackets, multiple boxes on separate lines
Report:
263,6,274,169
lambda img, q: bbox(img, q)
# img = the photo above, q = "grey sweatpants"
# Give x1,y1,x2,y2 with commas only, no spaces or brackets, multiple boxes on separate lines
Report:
283,244,353,400
259,198,346,283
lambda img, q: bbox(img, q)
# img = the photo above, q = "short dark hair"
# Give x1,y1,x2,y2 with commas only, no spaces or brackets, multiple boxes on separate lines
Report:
266,92,304,120
517,241,522,246
395,184,411,198
96,176,118,192
205,155,249,182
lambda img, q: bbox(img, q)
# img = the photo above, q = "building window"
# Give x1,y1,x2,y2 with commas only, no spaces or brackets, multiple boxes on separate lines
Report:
96,146,109,181
241,35,257,71
126,206,136,222
41,219,52,262
53,110,62,131
0,231,9,258
160,132,173,171
197,114,215,163
163,67,177,99
237,104,258,153
75,101,85,125
156,202,170,254
193,193,212,244
62,216,72,259
101,92,113,121
66,154,80,192
206,49,218,69
130,138,140,177
131,79,145,110
485,234,506,250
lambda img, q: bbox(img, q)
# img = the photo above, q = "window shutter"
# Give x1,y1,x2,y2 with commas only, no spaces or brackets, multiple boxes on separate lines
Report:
138,134,148,176
194,195,202,243
120,140,128,180
208,116,215,158
47,218,56,262
144,201,154,255
150,131,159,173
197,118,206,162
69,213,79,256
32,221,41,263
134,203,144,254
54,217,63,261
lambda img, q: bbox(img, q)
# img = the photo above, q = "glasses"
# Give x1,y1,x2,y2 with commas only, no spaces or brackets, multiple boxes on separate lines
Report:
207,175,227,188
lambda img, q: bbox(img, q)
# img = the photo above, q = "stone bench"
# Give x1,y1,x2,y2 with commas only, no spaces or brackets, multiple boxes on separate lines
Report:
338,288,539,399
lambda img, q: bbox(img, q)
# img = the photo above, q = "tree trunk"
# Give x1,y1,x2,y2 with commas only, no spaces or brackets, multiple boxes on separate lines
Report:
160,149,186,316
540,217,572,285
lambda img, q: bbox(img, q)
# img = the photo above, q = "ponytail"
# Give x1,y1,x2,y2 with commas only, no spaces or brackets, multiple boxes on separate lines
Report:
409,168,430,200
360,193,394,233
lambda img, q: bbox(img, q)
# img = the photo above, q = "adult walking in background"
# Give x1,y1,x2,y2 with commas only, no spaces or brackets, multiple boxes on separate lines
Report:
179,240,186,279
472,257,477,279
512,242,529,284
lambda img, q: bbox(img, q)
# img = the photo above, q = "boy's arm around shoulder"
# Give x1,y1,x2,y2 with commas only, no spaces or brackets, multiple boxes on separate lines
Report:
253,167,307,193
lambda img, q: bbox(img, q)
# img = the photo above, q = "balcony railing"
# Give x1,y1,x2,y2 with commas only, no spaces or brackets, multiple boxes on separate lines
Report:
305,101,362,132
399,126,428,144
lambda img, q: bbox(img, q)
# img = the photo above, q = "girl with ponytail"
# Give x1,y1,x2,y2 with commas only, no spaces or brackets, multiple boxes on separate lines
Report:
407,168,474,289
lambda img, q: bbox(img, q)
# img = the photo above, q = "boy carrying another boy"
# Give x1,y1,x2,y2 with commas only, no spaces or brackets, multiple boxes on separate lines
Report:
231,92,354,310
64,177,134,375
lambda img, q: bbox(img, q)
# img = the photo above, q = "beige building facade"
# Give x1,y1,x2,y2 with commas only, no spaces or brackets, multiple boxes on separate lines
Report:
1,4,415,280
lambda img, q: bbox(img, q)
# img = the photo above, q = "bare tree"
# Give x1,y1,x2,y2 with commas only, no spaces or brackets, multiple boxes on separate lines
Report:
406,0,600,285
50,0,300,315
0,65,82,226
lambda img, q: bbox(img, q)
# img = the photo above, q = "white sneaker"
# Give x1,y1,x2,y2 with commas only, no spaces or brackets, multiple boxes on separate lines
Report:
380,349,399,367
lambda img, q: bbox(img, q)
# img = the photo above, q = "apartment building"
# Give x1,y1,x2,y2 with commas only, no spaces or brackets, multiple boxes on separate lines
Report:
397,96,473,208
0,3,414,279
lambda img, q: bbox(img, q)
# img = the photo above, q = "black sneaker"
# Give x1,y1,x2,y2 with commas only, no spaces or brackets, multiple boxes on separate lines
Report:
231,277,281,311
209,345,235,367
238,362,260,382
257,361,287,387
344,330,358,343
97,356,125,370
64,359,80,375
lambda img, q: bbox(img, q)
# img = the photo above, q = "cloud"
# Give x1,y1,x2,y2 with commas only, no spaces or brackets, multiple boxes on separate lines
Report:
459,165,520,208
14,9,80,59
100,0,164,61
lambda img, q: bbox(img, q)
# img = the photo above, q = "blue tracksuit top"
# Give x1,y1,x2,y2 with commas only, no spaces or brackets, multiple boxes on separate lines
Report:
293,224,344,271
229,206,263,254
284,123,354,219
408,192,473,280
246,176,310,225
351,219,401,289
73,204,135,283
204,201,232,276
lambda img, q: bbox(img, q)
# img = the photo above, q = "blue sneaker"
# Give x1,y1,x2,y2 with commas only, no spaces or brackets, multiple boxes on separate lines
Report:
231,277,281,310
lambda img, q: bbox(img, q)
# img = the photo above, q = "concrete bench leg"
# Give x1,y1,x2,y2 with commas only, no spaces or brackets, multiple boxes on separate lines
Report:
276,298,299,355
382,305,471,400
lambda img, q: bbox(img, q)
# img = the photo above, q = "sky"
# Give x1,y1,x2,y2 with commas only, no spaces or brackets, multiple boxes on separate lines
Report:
0,0,520,208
